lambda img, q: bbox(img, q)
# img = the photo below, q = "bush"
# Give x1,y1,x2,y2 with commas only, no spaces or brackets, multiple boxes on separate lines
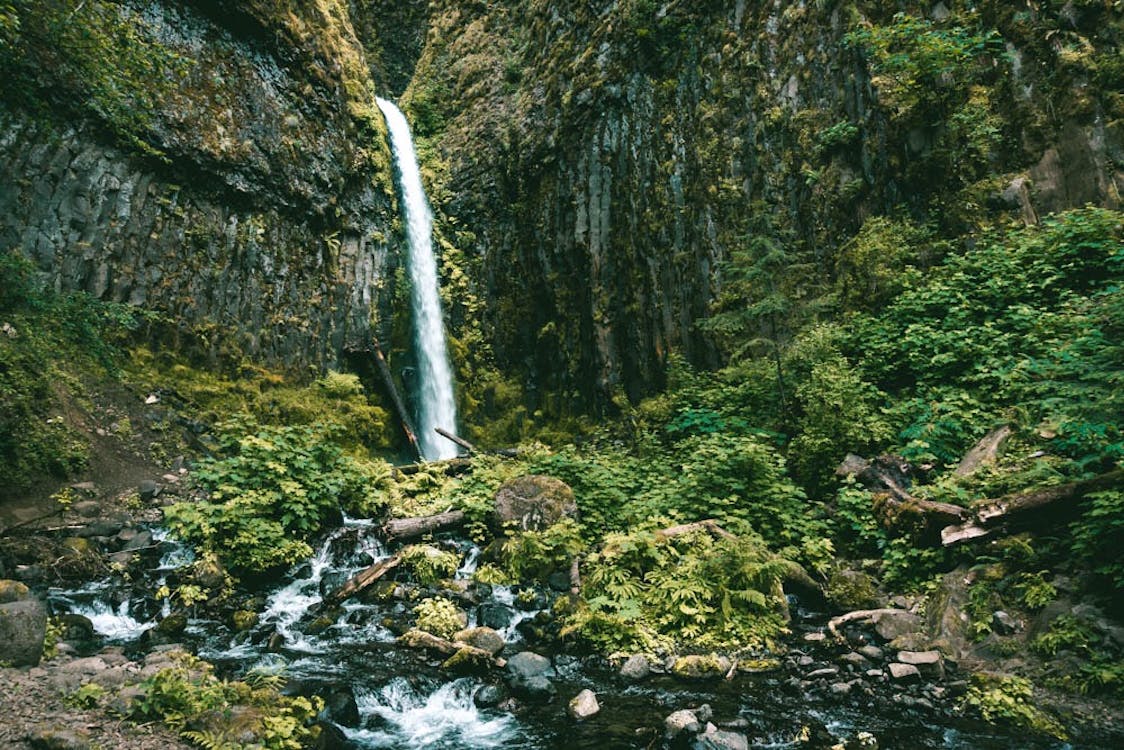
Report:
413,597,463,639
165,421,388,574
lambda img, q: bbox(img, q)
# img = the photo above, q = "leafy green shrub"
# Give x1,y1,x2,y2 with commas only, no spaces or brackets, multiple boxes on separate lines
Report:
130,653,321,749
400,545,460,585
413,597,463,639
961,673,1067,739
563,527,798,653
1071,489,1124,591
500,518,585,582
165,422,387,574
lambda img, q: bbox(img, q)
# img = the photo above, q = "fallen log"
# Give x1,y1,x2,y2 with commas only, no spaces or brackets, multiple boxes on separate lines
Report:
398,629,506,668
319,554,401,609
393,458,474,477
383,510,467,541
436,427,475,455
838,454,970,542
941,469,1124,546
953,425,1013,477
367,339,422,462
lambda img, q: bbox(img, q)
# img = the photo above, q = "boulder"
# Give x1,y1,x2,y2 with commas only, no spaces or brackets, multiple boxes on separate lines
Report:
888,662,921,682
0,596,47,666
871,609,923,641
620,654,651,682
826,569,882,611
0,578,30,603
568,689,600,720
665,709,702,738
694,726,749,750
511,674,555,701
27,725,92,749
671,654,731,680
478,602,515,630
493,475,577,532
897,650,944,679
454,626,505,656
474,684,504,708
506,651,552,681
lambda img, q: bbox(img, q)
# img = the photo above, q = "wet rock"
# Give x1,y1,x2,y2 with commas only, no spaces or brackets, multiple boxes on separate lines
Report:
478,602,515,630
320,688,360,726
805,667,839,679
887,662,921,682
547,570,572,592
620,654,650,682
454,626,505,656
123,529,154,551
865,669,885,679
693,725,749,750
315,721,359,750
58,613,95,642
0,596,46,666
492,475,577,532
443,646,496,674
796,655,814,667
506,651,555,701
474,684,504,708
665,708,702,739
991,610,1019,635
568,688,600,720
897,650,944,679
157,612,188,636
826,569,882,611
138,479,161,500
830,681,854,696
839,652,869,670
671,654,731,680
887,633,931,652
74,520,123,538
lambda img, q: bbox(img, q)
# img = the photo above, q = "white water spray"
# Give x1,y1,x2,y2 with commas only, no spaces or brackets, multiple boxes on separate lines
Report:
376,97,459,461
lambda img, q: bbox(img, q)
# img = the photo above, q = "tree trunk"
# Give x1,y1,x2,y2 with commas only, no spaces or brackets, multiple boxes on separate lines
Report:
383,510,467,541
369,338,422,462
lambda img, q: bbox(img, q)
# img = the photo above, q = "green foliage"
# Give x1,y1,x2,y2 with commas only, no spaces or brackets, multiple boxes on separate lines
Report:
130,653,321,749
1031,614,1098,658
834,216,944,313
962,673,1067,739
564,527,795,653
165,421,387,574
413,597,463,640
1015,571,1057,610
400,545,460,585
500,518,585,582
1071,489,1124,590
65,682,106,709
0,251,148,490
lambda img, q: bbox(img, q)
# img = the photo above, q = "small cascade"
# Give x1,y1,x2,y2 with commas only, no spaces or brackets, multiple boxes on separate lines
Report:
345,677,518,749
376,96,459,462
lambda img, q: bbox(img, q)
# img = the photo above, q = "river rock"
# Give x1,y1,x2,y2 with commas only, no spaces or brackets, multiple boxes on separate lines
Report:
0,578,29,603
138,479,161,500
506,651,555,701
320,688,360,726
27,725,92,749
72,500,101,518
492,475,577,532
871,609,923,641
888,662,921,682
858,645,884,661
671,654,731,680
620,654,650,682
665,709,702,738
474,684,504,708
478,602,515,630
839,652,869,670
454,626,505,656
693,725,749,750
897,650,944,679
568,689,600,720
991,610,1019,635
0,596,47,666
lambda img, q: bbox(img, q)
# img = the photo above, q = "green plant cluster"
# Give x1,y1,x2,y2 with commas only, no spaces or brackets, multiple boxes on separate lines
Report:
129,653,321,749
412,596,463,640
164,421,389,574
961,673,1067,739
399,544,460,585
0,251,149,490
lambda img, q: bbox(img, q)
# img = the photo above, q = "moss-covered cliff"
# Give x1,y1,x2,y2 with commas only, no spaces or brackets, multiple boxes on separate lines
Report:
399,0,1121,418
0,0,404,367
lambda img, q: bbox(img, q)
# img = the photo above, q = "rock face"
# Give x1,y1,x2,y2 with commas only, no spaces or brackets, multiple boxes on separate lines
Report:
493,475,577,532
0,0,403,371
0,596,47,667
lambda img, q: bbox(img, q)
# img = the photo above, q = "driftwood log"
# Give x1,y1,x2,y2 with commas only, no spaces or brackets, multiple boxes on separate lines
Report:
826,608,904,640
382,510,467,541
318,554,401,610
941,469,1124,546
398,629,506,668
837,454,969,543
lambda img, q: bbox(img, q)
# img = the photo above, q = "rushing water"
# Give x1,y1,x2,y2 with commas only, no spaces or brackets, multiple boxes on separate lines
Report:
47,524,1099,750
376,96,459,462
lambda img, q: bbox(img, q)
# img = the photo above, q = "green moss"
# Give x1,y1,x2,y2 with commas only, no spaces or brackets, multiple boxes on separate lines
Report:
962,673,1068,740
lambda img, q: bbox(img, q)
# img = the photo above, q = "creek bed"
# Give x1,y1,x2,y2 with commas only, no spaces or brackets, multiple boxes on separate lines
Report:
47,521,1086,749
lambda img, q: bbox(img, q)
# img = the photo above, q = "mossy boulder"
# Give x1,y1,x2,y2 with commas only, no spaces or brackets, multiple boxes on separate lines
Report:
826,569,882,611
0,579,30,604
231,610,259,632
454,626,505,656
0,596,46,666
493,475,577,532
670,654,732,680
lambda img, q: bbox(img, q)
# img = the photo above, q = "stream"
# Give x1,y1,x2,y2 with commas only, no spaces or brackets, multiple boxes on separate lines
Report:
46,521,1085,750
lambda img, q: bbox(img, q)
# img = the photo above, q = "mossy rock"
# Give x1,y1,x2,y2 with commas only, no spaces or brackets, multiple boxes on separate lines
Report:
157,612,188,636
670,654,732,680
441,645,495,675
826,569,882,611
0,579,30,604
453,626,505,656
492,475,577,532
230,610,259,632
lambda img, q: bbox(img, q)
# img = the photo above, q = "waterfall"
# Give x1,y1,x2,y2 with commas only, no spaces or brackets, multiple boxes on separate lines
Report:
376,97,459,461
